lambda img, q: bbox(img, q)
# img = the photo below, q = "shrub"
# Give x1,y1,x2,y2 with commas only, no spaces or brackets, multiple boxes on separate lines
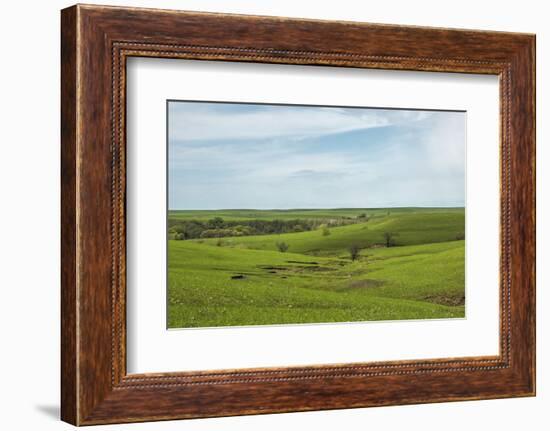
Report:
357,213,369,220
276,241,289,253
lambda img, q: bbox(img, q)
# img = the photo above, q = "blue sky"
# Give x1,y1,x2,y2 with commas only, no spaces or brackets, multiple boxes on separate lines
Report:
168,101,465,210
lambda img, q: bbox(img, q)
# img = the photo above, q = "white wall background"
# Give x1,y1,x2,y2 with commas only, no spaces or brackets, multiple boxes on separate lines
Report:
0,1,546,429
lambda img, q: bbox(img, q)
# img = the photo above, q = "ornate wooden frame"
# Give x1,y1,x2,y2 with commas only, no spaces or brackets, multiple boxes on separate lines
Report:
61,4,535,425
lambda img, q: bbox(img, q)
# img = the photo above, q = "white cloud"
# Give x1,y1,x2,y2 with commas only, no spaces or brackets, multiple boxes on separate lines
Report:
422,112,466,174
167,102,465,209
168,103,431,141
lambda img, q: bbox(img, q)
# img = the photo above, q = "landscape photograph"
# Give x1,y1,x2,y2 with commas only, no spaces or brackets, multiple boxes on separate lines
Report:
167,101,466,329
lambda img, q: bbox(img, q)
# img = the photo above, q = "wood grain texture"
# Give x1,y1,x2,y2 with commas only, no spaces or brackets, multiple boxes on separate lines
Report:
60,4,536,425
60,5,78,425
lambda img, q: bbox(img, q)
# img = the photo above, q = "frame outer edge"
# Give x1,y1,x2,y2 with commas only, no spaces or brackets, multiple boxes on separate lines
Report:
61,4,80,426
527,35,536,395
525,35,537,396
61,4,536,425
531,34,536,396
505,35,536,395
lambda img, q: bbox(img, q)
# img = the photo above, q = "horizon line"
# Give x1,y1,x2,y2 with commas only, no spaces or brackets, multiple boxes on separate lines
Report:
168,205,465,211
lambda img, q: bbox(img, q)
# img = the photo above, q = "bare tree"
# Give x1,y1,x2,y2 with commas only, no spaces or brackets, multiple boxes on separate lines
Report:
382,232,398,247
348,243,361,261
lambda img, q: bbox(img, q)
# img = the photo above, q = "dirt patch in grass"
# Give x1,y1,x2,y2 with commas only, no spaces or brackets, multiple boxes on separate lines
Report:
423,293,465,307
345,279,385,290
367,244,386,249
256,262,341,277
258,265,289,271
295,265,337,272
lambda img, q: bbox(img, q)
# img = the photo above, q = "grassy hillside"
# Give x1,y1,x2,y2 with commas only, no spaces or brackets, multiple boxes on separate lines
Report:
197,211,464,255
168,207,465,328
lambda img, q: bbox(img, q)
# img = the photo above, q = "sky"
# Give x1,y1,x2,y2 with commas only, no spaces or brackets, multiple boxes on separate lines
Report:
168,101,465,210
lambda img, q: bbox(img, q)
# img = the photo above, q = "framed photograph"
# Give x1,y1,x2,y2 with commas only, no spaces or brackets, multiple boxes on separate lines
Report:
61,4,535,425
164,100,467,330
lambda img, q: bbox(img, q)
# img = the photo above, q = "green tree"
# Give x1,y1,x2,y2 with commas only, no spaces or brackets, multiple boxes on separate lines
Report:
383,232,399,247
276,241,289,253
207,217,225,229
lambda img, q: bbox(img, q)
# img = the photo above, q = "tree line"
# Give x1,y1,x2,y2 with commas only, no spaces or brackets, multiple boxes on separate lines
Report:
168,216,360,240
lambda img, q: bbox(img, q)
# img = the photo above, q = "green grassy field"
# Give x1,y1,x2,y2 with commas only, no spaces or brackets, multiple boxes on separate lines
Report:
167,208,465,328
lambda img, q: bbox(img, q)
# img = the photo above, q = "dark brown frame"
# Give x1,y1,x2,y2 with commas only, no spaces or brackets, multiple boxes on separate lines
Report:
61,4,536,426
